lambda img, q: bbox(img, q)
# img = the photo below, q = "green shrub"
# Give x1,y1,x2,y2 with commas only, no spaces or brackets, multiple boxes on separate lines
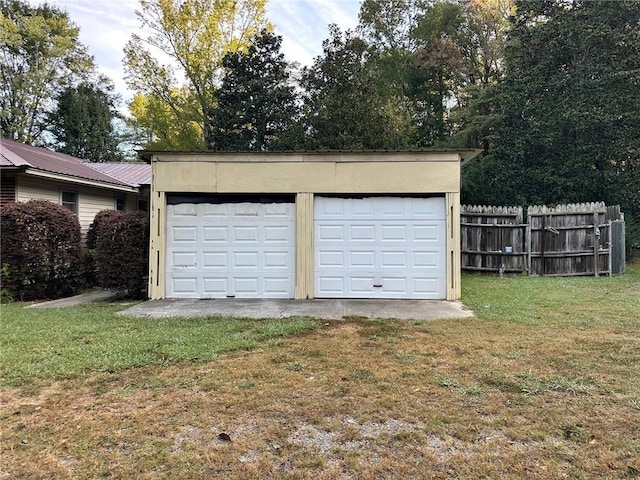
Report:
93,210,149,298
0,200,82,300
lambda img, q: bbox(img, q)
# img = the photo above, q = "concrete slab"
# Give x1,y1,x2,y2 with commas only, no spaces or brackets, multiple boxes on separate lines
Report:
118,298,474,321
26,290,117,308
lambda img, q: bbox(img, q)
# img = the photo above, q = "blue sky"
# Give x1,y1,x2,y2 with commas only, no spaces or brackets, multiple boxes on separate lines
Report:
37,0,361,102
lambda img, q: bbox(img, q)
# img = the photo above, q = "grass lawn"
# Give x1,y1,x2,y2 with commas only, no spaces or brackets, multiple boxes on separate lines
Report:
1,261,639,479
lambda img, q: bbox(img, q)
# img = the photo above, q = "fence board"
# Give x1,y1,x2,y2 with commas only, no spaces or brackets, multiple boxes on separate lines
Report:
527,203,609,277
461,203,625,277
461,205,527,273
610,220,626,274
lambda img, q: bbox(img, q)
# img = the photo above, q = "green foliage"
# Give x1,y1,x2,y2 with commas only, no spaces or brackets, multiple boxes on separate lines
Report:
0,200,83,300
208,29,299,151
300,25,414,150
48,81,123,161
123,0,269,149
0,264,13,303
0,0,94,143
463,0,640,218
93,210,150,299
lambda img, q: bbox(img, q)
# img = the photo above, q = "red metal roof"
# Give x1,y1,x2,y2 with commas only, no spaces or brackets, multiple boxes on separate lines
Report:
0,138,146,188
86,162,151,187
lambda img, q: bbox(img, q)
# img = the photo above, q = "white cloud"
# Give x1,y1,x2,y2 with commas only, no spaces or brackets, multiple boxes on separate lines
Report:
25,0,361,104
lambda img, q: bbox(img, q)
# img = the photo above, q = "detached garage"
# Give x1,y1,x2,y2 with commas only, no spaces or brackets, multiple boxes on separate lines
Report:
145,151,479,301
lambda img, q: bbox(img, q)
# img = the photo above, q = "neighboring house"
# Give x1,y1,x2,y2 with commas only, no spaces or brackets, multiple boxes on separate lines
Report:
0,138,151,238
143,149,480,301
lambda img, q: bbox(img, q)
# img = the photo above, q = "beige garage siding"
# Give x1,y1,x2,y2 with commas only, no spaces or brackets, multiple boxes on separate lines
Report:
148,151,478,301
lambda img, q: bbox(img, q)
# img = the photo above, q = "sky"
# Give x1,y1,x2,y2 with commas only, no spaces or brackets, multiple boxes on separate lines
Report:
36,0,362,105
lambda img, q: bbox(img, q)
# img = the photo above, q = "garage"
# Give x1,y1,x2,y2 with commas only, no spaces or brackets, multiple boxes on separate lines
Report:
144,150,480,301
314,196,446,299
165,195,295,298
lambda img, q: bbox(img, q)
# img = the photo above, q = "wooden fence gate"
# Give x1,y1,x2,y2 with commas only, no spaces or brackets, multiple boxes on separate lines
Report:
461,203,625,276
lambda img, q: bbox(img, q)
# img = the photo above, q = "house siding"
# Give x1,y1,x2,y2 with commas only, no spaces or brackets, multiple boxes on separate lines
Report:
1,175,16,206
15,176,133,238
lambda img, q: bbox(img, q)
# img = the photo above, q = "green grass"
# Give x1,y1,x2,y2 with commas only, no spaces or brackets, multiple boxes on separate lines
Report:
0,303,319,386
462,261,640,328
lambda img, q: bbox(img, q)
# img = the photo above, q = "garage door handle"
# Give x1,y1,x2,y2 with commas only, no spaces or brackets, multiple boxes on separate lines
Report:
373,284,383,288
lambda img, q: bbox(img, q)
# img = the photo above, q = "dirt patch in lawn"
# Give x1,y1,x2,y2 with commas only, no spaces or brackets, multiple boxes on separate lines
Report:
1,317,639,479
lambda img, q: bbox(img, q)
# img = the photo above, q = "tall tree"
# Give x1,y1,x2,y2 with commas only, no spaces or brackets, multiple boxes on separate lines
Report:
0,0,94,143
48,80,123,161
463,0,640,218
123,0,269,150
300,25,414,150
209,29,299,151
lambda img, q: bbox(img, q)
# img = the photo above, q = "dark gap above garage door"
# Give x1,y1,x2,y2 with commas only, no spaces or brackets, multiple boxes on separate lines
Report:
315,193,445,200
167,193,295,205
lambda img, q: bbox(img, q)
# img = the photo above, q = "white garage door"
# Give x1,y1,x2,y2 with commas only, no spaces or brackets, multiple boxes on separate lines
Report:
314,196,446,299
166,201,295,298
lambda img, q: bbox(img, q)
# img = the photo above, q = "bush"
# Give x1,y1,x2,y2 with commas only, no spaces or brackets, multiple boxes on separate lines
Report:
0,200,83,300
93,210,149,298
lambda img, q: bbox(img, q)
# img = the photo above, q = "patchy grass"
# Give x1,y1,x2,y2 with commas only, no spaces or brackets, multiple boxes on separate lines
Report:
0,304,318,387
0,261,638,479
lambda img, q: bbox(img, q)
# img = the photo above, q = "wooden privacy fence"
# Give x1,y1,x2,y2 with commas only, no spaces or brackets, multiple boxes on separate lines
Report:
461,203,626,276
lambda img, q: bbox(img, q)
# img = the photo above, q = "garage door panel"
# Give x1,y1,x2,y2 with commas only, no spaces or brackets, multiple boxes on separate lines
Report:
318,224,344,241
170,251,197,268
173,204,198,216
381,225,408,241
264,251,291,268
350,224,375,241
314,196,446,299
264,277,293,295
380,277,407,293
171,277,199,296
166,202,295,298
233,226,259,243
232,251,259,268
203,226,227,242
414,251,439,268
203,251,227,268
381,251,407,267
171,226,198,242
202,277,228,296
318,250,344,267
350,276,376,293
316,276,344,294
414,277,441,295
264,226,290,242
414,224,442,241
350,250,376,267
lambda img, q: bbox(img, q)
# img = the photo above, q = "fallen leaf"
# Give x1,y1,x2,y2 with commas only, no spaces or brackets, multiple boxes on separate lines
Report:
218,432,231,442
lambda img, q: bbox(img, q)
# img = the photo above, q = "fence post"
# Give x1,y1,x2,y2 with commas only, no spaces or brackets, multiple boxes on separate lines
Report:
608,220,612,277
541,215,546,276
526,212,531,274
593,212,599,277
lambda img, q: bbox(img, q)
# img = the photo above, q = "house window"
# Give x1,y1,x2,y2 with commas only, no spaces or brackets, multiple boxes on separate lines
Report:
116,197,126,211
61,191,78,214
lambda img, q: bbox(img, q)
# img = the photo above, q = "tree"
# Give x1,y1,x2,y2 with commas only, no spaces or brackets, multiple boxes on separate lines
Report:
127,89,205,151
462,0,640,218
0,0,94,143
47,80,123,161
123,0,269,150
300,25,414,150
209,29,299,151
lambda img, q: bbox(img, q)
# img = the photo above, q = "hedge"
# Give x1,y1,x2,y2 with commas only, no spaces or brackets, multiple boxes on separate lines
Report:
0,200,83,300
93,210,149,298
